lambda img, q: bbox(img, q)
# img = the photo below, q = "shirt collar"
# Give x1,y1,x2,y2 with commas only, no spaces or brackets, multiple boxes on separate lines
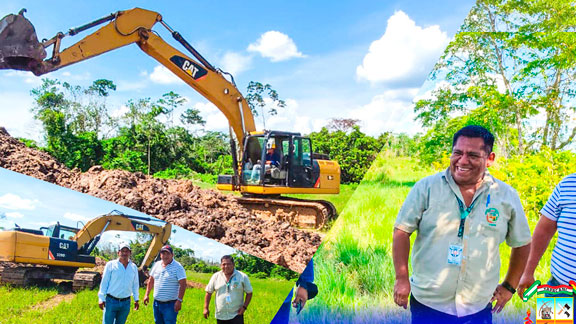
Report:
443,167,494,201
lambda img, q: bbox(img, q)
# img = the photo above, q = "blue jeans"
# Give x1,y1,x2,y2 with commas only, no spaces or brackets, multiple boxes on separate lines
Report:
103,296,130,324
545,277,575,297
410,295,492,324
153,300,178,324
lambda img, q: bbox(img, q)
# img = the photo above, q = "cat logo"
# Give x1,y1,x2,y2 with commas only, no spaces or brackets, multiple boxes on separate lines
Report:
59,242,69,250
170,55,208,80
135,223,144,231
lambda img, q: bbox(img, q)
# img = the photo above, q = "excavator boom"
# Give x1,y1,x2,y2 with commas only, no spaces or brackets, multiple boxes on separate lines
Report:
0,8,340,228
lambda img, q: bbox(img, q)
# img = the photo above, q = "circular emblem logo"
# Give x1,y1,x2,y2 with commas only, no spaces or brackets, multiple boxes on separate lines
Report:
485,208,499,226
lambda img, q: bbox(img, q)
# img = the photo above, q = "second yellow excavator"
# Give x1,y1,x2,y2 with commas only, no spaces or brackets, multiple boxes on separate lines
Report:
0,8,341,228
0,211,172,290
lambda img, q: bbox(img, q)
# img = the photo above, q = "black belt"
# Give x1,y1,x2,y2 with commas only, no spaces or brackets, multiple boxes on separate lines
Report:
107,294,130,302
156,300,176,304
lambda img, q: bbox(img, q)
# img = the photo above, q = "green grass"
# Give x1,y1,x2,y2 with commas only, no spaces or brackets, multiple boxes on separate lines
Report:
298,151,554,323
2,272,294,324
0,286,59,323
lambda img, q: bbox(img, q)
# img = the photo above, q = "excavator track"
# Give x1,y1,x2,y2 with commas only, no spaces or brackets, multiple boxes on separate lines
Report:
72,271,101,291
0,264,53,286
0,262,100,290
235,196,337,229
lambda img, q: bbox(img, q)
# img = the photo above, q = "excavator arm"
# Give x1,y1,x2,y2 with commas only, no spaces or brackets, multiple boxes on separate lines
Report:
74,211,172,269
0,8,256,154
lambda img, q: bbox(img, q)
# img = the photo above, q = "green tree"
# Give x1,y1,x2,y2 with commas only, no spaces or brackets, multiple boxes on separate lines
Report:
30,78,114,170
309,126,381,183
245,81,286,129
415,0,576,157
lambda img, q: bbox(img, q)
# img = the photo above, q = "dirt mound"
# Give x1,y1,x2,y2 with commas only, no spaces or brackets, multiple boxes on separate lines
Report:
0,128,320,272
186,280,204,289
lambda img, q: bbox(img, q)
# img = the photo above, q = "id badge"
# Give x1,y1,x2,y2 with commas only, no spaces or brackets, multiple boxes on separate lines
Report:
447,243,463,265
225,295,232,303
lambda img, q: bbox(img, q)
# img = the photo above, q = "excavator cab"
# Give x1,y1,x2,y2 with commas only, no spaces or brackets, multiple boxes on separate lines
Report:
220,130,339,197
240,131,317,188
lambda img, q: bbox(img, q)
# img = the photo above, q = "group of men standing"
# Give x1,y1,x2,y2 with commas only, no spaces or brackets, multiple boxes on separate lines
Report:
393,125,575,324
98,244,187,324
97,246,254,324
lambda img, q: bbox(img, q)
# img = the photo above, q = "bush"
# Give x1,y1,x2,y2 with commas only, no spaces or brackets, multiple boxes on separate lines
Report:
491,148,576,222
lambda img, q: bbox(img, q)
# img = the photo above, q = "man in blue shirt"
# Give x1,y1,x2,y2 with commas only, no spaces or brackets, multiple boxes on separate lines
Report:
98,243,140,324
518,174,576,300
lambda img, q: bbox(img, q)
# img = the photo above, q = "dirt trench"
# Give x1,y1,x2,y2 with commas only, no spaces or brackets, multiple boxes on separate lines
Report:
0,128,321,273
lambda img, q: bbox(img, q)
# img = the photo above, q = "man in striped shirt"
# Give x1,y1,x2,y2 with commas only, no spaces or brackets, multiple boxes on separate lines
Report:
519,174,576,299
143,245,187,324
97,243,140,324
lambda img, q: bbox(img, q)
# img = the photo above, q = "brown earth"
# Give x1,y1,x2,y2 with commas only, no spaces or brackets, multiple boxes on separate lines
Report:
30,293,75,311
186,280,205,289
0,128,320,272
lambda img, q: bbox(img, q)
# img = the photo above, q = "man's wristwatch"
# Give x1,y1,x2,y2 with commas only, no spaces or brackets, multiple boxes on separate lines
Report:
177,298,183,302
501,281,516,294
241,305,248,310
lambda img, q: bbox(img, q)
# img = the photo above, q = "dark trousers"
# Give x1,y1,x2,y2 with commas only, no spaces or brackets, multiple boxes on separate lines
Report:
410,295,492,324
217,314,244,324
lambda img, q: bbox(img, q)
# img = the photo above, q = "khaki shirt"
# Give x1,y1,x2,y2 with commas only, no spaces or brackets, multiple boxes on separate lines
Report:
206,269,253,320
395,168,531,317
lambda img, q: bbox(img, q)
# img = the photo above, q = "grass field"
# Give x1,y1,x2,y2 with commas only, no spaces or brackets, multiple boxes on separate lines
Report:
294,151,554,323
0,271,294,324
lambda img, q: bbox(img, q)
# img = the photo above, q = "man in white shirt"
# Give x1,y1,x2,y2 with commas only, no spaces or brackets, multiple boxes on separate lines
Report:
204,255,253,324
143,245,187,324
98,243,140,324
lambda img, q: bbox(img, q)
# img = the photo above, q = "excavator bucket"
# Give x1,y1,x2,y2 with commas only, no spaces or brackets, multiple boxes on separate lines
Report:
0,11,46,72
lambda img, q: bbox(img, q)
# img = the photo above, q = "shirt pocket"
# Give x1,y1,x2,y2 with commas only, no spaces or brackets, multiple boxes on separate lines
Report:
480,223,506,247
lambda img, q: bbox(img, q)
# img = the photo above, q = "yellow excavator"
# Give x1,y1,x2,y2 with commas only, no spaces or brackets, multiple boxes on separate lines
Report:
0,8,340,228
0,211,172,290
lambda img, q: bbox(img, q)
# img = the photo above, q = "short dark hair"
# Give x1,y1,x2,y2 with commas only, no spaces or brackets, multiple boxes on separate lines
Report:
221,255,234,264
452,125,494,154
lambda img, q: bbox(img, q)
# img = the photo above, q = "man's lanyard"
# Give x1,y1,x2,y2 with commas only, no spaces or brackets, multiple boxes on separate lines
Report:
454,193,477,238
225,273,236,293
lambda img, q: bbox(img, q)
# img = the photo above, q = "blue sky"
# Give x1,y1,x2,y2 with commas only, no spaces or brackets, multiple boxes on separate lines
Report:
0,167,235,262
0,0,474,141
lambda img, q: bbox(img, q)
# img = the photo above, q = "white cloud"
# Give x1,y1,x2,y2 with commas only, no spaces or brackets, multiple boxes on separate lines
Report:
0,193,37,210
356,11,449,86
3,70,42,85
247,31,305,62
194,101,229,132
219,51,253,76
110,105,130,118
5,212,24,219
347,88,422,136
63,212,91,222
0,91,43,141
149,65,183,85
263,99,325,135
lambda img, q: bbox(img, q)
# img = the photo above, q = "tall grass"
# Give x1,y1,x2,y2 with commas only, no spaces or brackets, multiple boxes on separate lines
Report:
298,151,553,323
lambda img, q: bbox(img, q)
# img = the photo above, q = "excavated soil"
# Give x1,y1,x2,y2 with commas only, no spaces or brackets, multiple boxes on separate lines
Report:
0,128,320,272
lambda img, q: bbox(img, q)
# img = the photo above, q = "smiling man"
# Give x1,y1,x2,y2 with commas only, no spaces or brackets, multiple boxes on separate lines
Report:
204,255,253,324
392,125,532,324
